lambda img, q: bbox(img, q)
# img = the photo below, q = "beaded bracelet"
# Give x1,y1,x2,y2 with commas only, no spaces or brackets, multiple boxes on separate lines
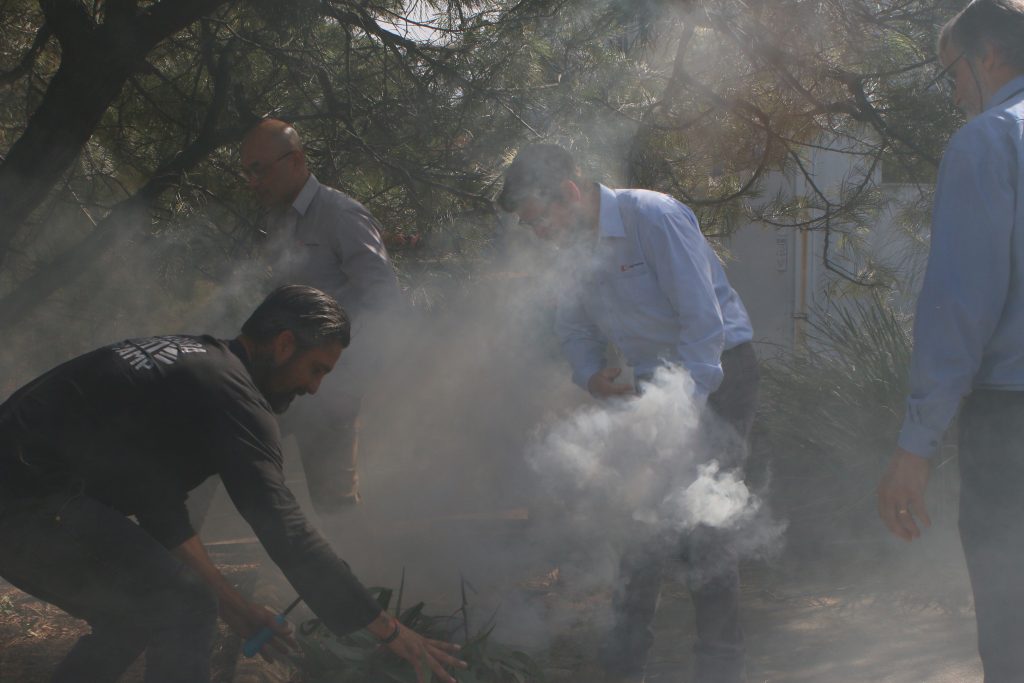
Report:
379,621,401,645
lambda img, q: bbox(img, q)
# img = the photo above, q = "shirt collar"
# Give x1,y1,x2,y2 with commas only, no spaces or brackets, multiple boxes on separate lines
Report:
227,338,253,373
989,75,1024,109
291,173,321,216
597,184,626,239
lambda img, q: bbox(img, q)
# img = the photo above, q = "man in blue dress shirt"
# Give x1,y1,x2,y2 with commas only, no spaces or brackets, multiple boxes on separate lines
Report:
878,1,1024,679
499,144,758,682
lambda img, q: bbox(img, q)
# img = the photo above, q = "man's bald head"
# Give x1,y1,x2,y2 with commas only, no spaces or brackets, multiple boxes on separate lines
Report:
243,118,303,156
240,118,310,209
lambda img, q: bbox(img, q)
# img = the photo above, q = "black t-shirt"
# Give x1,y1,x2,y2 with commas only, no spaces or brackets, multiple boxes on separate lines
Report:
0,335,381,634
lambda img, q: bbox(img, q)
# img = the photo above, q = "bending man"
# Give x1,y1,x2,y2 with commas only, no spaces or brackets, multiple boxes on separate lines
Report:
0,285,463,683
499,145,758,683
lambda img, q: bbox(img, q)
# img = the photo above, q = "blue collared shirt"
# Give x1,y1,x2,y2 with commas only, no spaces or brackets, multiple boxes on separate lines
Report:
899,76,1024,457
555,185,753,399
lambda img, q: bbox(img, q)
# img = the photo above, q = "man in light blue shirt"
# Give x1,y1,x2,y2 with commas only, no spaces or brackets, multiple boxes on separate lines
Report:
878,1,1024,679
499,145,758,683
554,184,753,402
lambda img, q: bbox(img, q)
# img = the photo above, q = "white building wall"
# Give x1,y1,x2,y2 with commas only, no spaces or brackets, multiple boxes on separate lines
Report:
722,136,928,353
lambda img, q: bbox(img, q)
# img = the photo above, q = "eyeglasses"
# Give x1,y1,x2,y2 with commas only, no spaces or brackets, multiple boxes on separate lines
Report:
241,150,295,181
924,52,964,98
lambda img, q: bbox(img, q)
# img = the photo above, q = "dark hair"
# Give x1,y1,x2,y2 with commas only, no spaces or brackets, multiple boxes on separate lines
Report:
496,144,583,213
940,0,1024,71
242,285,350,349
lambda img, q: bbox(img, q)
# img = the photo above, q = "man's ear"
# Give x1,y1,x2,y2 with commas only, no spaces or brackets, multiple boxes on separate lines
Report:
560,179,582,204
270,330,298,365
979,39,1002,73
291,148,308,173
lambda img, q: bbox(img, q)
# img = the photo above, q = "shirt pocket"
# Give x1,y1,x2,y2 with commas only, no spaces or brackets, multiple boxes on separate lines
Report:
612,263,660,301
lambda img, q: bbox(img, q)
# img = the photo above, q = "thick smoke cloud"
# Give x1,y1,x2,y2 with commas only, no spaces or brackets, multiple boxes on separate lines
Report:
527,365,782,554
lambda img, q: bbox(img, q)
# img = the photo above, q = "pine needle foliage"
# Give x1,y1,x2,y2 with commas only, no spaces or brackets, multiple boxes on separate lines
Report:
757,292,912,531
295,585,545,683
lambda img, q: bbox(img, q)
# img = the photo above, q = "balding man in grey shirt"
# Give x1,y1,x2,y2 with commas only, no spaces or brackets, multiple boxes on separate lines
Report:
241,118,401,517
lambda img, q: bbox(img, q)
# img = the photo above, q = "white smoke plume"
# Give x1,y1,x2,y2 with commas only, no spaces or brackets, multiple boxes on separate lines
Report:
527,365,781,550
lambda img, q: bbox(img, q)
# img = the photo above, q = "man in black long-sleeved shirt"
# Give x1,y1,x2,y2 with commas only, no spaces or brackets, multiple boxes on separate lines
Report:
0,285,463,683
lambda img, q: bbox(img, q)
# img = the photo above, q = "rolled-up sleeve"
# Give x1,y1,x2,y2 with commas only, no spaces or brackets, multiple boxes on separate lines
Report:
898,124,1016,458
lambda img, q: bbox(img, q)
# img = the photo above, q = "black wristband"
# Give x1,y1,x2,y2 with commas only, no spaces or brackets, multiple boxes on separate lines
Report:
379,621,401,645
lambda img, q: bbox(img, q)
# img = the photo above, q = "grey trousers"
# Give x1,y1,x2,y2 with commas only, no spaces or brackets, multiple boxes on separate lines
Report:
958,389,1024,683
609,342,759,683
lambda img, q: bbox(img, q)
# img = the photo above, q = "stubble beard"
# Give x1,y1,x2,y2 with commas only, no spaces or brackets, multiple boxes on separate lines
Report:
251,348,299,414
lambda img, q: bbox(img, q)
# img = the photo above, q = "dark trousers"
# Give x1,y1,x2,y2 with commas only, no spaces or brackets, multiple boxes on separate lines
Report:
959,390,1024,683
0,492,218,683
610,342,759,683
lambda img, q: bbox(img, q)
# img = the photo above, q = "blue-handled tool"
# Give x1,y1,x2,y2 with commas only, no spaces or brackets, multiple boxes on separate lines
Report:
242,596,303,658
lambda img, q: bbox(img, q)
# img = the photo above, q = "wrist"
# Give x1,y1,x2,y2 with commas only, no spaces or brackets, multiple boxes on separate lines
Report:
366,611,397,640
379,620,401,644
216,588,252,618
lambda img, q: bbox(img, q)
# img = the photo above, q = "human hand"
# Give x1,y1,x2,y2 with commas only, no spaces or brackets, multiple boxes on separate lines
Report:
222,601,296,662
370,614,467,683
587,367,635,399
877,447,932,542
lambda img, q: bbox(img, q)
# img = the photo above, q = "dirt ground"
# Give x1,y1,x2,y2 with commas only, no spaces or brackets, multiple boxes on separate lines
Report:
646,558,982,683
0,530,984,683
0,437,984,683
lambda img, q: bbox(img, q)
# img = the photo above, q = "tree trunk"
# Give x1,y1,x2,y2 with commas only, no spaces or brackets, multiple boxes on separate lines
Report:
0,125,246,329
0,0,230,265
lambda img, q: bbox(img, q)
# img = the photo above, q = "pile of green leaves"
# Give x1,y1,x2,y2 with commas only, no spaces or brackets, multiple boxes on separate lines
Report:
295,582,544,683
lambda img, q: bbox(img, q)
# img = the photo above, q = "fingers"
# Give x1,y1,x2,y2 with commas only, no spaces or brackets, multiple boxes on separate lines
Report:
877,451,932,543
258,638,285,663
412,654,426,683
267,633,296,656
595,375,632,396
878,485,916,541
259,634,295,662
879,498,912,542
261,618,297,660
879,493,925,542
426,640,467,668
897,504,921,540
426,657,457,683
426,638,464,654
588,368,635,398
910,489,932,530
393,631,466,683
423,643,468,683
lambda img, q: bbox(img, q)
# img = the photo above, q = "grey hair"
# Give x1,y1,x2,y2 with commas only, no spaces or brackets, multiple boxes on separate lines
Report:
939,0,1024,71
